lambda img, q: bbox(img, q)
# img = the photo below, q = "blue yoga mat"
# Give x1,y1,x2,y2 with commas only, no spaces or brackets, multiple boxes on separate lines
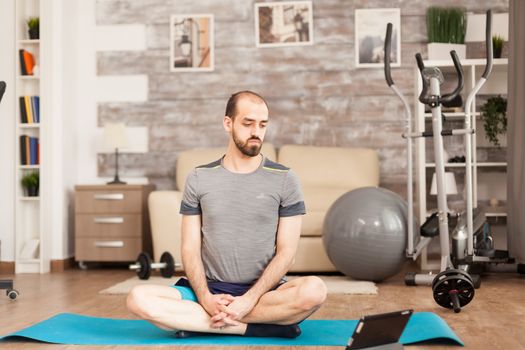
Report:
0,312,463,346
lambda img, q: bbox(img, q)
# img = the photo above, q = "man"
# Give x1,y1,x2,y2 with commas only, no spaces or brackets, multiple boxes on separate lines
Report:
127,91,327,338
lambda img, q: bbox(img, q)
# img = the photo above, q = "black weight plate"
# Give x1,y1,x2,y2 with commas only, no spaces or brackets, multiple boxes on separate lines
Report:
433,275,475,309
8,290,19,300
137,252,152,280
432,268,473,290
160,252,175,278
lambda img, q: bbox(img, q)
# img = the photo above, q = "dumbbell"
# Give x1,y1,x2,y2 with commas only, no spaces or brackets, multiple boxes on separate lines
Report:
0,280,19,300
432,269,475,313
129,251,179,280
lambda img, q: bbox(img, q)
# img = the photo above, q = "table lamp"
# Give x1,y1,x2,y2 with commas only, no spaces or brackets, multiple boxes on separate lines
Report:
430,172,458,195
104,123,128,185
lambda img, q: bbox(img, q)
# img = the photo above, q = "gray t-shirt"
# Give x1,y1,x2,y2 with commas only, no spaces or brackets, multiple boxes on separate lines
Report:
179,155,306,284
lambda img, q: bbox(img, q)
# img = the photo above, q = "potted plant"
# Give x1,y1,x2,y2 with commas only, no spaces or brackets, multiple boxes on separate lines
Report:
27,17,39,40
426,7,467,60
21,171,39,197
481,95,507,147
492,35,504,58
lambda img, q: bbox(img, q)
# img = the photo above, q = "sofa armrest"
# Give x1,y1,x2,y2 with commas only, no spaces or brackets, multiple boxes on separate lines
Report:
148,191,184,268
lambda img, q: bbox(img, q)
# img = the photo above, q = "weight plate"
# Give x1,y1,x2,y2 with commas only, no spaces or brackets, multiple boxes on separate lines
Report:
8,290,19,300
160,252,175,278
432,268,473,290
433,275,475,310
137,252,152,280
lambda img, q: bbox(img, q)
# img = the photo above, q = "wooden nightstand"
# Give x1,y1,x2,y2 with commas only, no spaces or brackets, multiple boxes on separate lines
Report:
74,184,155,267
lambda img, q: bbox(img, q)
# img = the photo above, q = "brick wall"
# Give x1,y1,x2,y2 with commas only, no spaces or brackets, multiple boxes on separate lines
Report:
95,0,509,194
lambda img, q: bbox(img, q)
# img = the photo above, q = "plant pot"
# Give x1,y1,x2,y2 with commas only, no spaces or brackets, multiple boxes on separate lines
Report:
28,27,39,40
25,186,39,197
493,46,503,59
427,43,466,61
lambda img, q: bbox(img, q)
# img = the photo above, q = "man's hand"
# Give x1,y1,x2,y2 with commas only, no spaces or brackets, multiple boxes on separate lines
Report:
214,294,258,324
200,292,235,317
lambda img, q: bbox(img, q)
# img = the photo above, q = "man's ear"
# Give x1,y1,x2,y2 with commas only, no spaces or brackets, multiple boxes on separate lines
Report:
223,115,233,132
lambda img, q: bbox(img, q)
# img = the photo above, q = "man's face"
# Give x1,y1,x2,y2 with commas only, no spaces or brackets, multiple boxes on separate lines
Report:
228,98,269,157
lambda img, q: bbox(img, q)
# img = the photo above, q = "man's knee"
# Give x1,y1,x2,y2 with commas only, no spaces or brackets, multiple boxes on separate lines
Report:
126,285,160,319
127,285,147,314
296,276,327,311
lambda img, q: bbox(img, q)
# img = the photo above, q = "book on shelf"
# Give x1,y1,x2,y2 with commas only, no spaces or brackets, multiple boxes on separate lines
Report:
30,137,38,165
19,96,40,124
18,49,35,76
19,135,40,165
33,96,40,122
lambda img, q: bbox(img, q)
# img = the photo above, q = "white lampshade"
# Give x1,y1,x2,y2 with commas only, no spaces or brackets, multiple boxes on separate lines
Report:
103,123,128,149
430,172,458,195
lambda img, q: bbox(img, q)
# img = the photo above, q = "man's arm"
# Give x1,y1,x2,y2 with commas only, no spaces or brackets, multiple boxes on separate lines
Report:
181,214,209,301
182,214,237,322
246,215,302,299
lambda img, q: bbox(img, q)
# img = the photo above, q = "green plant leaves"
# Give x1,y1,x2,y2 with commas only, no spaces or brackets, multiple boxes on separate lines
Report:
481,95,507,147
426,7,467,44
21,171,39,188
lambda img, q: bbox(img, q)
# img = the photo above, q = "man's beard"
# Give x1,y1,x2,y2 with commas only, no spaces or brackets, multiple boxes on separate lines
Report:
232,127,262,157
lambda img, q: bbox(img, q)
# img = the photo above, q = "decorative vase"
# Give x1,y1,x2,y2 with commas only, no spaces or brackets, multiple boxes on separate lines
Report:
427,43,466,61
493,46,502,59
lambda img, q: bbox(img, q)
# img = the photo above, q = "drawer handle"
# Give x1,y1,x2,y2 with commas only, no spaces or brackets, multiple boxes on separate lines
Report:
94,193,124,200
94,241,124,248
93,217,124,224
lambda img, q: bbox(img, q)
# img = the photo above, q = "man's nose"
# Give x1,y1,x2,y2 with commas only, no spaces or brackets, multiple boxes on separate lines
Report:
251,125,261,136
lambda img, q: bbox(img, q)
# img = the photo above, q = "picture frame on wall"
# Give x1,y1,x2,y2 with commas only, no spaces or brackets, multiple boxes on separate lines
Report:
255,1,313,48
355,8,401,68
170,14,214,72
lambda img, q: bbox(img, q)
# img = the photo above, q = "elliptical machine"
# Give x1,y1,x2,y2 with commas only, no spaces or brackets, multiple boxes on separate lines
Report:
383,10,499,313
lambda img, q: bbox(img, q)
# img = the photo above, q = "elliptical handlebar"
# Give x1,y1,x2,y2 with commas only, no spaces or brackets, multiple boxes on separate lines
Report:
441,50,464,103
482,9,493,79
415,53,429,104
415,51,464,105
384,23,394,86
415,53,425,71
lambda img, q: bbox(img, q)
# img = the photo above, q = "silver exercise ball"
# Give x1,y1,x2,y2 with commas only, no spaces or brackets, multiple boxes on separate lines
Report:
323,187,408,282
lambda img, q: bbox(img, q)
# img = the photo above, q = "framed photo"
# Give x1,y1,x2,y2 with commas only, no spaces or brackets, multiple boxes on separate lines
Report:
170,14,214,72
255,1,313,48
355,8,401,68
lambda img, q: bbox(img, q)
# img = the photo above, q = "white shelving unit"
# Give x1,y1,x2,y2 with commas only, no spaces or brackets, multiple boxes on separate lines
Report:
14,0,50,273
414,58,508,270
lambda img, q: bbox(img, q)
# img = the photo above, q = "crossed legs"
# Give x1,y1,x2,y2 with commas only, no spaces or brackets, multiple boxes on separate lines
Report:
126,276,327,335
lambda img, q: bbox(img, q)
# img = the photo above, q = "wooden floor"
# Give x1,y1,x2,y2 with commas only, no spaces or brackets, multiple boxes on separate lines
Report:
1,264,524,349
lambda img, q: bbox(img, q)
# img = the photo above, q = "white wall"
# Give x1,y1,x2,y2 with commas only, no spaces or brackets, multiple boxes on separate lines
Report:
74,0,99,186
0,0,16,261
59,0,149,259
61,0,81,258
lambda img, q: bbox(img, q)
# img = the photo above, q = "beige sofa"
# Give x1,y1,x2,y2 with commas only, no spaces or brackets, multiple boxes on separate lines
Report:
149,144,379,272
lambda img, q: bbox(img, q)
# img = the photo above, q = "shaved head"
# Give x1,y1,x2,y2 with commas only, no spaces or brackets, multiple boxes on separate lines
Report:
225,91,269,120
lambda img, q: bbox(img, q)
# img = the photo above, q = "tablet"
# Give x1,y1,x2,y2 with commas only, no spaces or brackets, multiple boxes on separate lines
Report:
346,309,413,350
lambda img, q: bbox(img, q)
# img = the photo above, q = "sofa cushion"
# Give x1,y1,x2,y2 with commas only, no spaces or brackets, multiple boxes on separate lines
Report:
290,236,336,272
175,143,276,190
277,145,380,189
301,187,349,236
278,145,380,238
